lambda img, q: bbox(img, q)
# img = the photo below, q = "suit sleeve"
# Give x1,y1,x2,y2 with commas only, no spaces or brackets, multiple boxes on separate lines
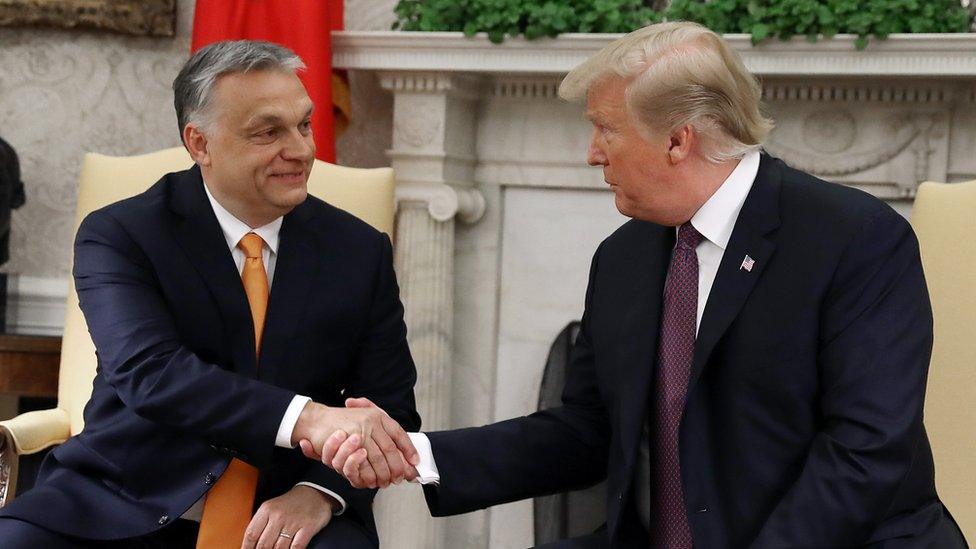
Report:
73,209,294,468
751,206,934,547
422,243,611,516
299,232,420,521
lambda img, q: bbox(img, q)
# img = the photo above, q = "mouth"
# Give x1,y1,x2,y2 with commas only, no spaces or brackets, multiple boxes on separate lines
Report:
269,171,306,185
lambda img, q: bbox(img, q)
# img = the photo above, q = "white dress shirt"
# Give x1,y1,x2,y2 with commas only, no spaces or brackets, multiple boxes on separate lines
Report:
409,150,762,488
180,183,346,521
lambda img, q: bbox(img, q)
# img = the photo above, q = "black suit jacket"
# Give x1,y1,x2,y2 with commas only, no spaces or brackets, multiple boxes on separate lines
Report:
0,166,420,542
424,155,966,548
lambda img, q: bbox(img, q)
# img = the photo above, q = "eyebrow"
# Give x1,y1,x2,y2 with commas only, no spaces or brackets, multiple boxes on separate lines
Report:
247,105,315,128
586,111,607,124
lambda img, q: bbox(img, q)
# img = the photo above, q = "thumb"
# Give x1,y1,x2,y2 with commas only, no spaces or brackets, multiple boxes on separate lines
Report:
299,439,320,460
345,396,377,408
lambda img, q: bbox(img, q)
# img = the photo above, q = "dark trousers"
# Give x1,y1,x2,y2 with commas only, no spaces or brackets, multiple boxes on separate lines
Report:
0,516,375,548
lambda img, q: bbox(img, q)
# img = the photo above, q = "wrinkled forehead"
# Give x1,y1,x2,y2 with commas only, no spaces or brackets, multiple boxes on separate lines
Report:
584,76,631,121
210,69,313,120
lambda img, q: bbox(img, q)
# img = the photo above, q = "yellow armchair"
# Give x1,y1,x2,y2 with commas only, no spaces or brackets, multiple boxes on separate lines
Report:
0,147,395,506
911,179,976,541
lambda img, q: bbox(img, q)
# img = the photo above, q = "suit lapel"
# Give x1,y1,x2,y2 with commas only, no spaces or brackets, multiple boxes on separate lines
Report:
616,223,674,469
170,166,257,378
258,202,327,384
689,155,782,391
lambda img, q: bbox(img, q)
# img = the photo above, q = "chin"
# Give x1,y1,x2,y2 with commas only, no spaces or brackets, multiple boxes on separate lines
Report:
613,196,637,219
285,188,308,207
271,188,307,210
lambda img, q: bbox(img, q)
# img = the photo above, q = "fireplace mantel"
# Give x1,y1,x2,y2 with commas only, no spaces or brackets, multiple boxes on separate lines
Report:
334,31,976,77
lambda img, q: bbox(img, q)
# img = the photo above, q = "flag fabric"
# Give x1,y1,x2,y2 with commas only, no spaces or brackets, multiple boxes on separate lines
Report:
191,0,348,162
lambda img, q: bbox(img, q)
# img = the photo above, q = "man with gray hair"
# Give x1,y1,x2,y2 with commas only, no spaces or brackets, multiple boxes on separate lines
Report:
329,22,966,548
0,40,420,548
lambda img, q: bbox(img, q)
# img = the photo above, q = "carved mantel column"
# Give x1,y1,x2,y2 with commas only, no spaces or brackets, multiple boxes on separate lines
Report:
371,71,486,549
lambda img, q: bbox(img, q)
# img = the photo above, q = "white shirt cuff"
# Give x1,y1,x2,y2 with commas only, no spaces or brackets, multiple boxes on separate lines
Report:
296,482,346,515
408,432,440,485
276,395,312,448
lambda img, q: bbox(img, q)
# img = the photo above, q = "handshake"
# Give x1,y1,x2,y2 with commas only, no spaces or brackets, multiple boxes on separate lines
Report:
291,397,420,489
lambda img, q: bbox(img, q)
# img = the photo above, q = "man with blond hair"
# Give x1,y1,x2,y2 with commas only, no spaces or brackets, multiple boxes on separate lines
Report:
325,22,966,548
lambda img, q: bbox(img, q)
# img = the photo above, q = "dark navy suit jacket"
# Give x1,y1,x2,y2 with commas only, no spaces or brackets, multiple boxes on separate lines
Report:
424,155,966,548
0,165,420,543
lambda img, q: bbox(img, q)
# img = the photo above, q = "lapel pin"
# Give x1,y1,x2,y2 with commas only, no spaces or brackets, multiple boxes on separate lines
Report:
740,255,755,272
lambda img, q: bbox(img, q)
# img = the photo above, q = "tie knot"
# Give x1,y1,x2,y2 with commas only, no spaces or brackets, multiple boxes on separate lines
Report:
238,232,264,259
676,222,703,250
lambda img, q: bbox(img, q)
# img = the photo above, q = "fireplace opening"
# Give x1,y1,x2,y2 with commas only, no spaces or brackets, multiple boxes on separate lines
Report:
533,321,607,545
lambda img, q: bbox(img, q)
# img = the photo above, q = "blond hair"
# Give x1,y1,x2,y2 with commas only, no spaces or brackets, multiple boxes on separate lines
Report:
559,22,773,163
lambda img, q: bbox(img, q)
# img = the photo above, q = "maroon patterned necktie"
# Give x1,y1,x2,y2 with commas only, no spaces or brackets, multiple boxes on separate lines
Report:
650,221,702,548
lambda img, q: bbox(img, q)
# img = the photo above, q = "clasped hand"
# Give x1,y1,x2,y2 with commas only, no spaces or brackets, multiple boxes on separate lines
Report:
292,398,419,489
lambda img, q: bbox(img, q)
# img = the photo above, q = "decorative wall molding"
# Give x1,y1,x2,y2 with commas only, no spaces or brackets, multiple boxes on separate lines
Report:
5,275,68,336
765,113,943,182
761,82,964,104
492,77,562,100
396,180,486,224
379,72,483,99
334,31,976,77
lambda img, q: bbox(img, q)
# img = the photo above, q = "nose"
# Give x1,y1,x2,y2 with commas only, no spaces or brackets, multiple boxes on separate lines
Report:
586,129,606,166
281,128,315,162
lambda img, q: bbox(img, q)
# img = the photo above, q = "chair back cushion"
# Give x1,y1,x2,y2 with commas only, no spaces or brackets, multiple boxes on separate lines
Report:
910,179,976,540
61,147,395,435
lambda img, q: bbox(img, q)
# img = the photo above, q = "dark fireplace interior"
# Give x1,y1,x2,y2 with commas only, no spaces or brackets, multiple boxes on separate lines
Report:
533,321,607,545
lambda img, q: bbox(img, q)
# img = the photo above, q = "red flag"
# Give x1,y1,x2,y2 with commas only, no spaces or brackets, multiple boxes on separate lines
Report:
191,0,346,162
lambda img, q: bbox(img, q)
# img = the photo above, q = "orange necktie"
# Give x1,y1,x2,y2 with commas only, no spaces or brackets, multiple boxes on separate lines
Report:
197,232,268,548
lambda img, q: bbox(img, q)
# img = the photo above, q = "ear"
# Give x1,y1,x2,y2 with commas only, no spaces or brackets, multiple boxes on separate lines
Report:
666,124,695,164
183,123,212,167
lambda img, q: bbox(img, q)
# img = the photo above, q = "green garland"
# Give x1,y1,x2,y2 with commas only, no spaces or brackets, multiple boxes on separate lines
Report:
393,0,973,48
393,0,661,43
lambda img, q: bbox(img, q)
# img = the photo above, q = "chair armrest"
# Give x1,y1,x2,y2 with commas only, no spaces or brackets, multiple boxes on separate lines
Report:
0,426,17,507
0,408,71,455
0,408,70,507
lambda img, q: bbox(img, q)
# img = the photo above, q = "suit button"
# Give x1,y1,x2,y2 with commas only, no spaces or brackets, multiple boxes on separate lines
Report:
158,515,169,525
205,473,215,485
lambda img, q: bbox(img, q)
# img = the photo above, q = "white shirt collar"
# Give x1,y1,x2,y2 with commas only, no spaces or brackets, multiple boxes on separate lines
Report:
202,181,282,255
686,150,761,250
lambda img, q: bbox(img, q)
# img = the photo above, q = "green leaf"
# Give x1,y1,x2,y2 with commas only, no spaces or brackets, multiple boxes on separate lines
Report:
393,0,976,46
751,22,771,44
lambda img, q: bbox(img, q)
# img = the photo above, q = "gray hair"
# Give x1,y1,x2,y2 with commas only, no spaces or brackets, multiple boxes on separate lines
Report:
559,22,773,163
173,40,305,139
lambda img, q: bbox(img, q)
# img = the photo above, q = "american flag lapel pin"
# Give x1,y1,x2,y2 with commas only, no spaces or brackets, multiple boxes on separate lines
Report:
740,255,755,272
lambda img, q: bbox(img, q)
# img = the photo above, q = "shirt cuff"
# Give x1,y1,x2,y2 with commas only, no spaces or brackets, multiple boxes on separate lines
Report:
408,432,440,485
295,482,346,516
276,395,312,448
